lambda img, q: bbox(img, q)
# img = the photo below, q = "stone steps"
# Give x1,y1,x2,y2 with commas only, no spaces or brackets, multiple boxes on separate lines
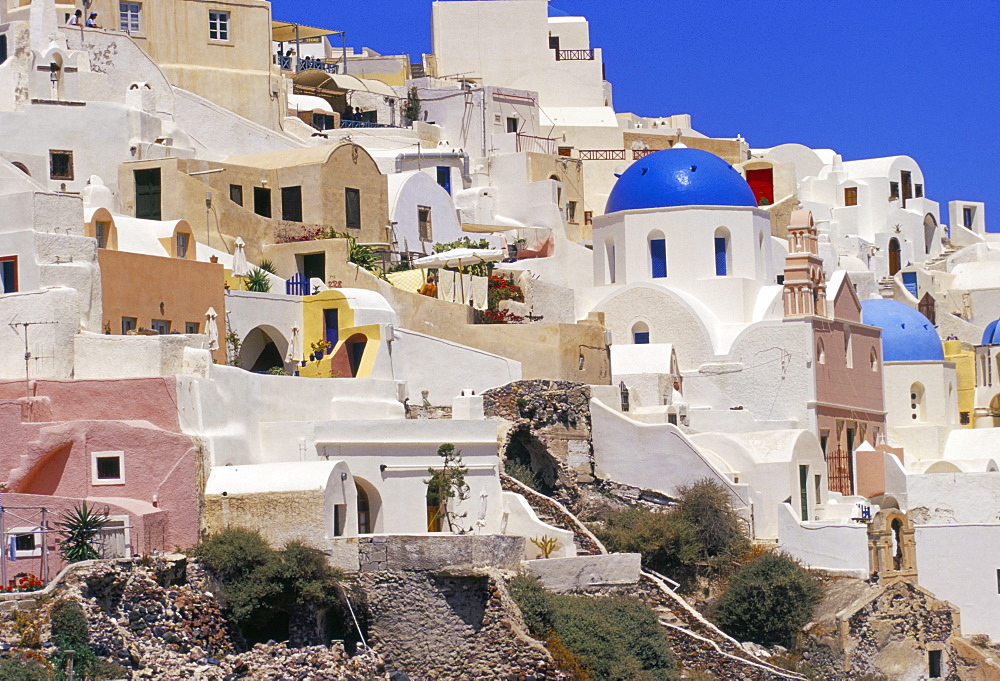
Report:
500,473,605,556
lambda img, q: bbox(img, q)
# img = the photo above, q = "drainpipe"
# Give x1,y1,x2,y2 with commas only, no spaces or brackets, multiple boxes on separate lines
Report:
394,151,472,186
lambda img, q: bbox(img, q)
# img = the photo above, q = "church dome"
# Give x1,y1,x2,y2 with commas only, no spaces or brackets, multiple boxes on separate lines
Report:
605,148,757,214
860,299,944,362
983,319,1000,345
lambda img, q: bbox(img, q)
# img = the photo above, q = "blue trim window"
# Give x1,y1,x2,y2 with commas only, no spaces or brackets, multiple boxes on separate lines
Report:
634,332,650,344
650,238,666,278
714,236,728,276
437,166,451,195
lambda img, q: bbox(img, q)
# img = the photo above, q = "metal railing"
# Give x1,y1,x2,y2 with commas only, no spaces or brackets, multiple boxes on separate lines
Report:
516,133,559,155
579,149,626,161
277,55,339,74
340,120,397,129
556,49,595,61
633,148,655,160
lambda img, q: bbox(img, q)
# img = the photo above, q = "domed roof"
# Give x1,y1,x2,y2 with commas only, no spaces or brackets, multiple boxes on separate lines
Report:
983,320,1000,345
605,148,757,214
860,299,943,362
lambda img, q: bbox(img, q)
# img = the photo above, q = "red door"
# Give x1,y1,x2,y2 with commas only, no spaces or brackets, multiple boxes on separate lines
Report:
746,168,774,206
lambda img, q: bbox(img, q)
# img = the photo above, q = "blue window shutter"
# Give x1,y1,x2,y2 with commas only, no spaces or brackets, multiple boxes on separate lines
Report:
715,237,728,276
634,332,650,344
650,239,667,278
437,166,451,194
901,272,918,298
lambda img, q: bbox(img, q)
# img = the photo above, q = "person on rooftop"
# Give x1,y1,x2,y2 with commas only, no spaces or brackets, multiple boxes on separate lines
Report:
85,11,101,28
67,9,82,25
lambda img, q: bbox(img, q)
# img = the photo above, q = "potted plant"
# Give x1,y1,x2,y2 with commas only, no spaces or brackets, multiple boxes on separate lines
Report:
311,340,333,357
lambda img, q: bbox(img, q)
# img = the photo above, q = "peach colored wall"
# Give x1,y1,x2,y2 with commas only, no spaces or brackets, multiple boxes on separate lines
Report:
814,320,884,415
98,250,227,364
0,378,181,430
855,447,886,499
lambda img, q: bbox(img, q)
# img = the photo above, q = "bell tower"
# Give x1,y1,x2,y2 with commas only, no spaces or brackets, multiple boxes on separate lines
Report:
783,209,828,318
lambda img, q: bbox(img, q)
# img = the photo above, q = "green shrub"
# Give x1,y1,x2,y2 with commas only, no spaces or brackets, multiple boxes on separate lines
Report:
712,552,822,648
244,267,272,293
675,479,750,564
49,600,87,652
508,575,677,681
56,503,109,563
504,460,543,493
197,528,273,584
590,508,700,580
0,656,51,681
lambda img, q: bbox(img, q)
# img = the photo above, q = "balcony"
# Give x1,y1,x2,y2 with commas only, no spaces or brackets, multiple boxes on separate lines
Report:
633,148,655,160
579,149,626,161
277,55,339,74
555,49,595,61
339,120,397,129
516,133,559,155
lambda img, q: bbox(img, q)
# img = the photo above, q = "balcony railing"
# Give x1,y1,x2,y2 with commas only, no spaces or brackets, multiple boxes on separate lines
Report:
516,133,559,155
277,55,339,74
556,49,595,61
579,149,626,161
633,148,655,160
340,120,397,129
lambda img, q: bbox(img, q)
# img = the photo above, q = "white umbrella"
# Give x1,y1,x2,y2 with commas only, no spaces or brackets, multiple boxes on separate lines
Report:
411,248,505,269
285,324,302,364
232,237,249,282
205,307,219,352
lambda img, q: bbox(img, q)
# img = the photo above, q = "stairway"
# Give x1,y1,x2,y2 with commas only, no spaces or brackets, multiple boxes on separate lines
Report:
500,473,605,555
410,62,425,79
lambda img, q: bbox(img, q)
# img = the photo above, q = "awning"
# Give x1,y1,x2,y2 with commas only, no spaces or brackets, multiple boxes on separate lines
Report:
292,71,397,98
271,20,342,43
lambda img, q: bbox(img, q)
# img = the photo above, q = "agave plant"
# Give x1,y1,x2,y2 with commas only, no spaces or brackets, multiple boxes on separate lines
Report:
245,267,272,293
256,258,277,274
57,502,110,563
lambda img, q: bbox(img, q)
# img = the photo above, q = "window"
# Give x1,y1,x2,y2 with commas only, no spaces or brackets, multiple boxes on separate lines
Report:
567,201,578,224
816,339,826,364
799,465,809,521
121,317,136,334
185,322,199,334
910,383,925,421
964,206,975,228
436,166,451,194
0,256,17,294
870,348,878,372
889,181,900,201
506,117,519,133
95,221,109,249
229,184,243,206
915,183,924,198
820,430,829,455
119,2,141,34
253,186,271,218
134,168,161,220
0,34,7,65
714,228,731,276
418,206,432,242
558,146,573,157
176,232,189,258
549,35,560,51
605,240,616,283
281,186,303,222
845,328,853,368
151,319,170,335
961,411,971,426
10,528,41,558
345,187,361,229
301,253,325,282
844,187,858,207
928,649,942,678
49,150,73,181
632,322,649,344
901,170,912,203
208,10,229,41
92,450,125,485
650,237,667,278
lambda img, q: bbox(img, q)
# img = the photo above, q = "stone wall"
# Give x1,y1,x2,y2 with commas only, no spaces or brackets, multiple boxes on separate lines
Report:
360,568,566,680
356,534,525,573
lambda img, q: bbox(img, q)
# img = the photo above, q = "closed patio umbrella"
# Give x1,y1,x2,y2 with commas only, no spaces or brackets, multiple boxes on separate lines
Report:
205,307,219,352
232,237,249,288
285,324,302,364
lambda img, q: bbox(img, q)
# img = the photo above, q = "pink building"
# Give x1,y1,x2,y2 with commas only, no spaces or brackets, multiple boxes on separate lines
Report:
0,378,199,583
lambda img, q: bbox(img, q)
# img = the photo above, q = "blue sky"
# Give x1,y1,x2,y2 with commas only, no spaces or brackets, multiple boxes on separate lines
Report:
273,1,1000,222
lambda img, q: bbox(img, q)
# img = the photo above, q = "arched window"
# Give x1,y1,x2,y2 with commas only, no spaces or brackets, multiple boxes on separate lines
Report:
888,237,901,276
844,328,853,368
714,227,731,276
356,483,371,534
910,383,926,422
605,237,616,284
816,339,826,364
632,321,650,344
648,230,666,278
11,162,29,176
870,348,879,372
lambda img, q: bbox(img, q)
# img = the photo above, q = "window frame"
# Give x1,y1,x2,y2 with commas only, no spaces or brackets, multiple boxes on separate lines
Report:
121,317,137,334
208,10,230,42
345,187,361,230
119,1,142,35
229,184,243,207
185,322,200,335
844,186,858,207
49,150,73,181
91,450,125,486
9,527,42,558
176,232,189,259
0,256,17,294
418,205,432,242
151,319,171,335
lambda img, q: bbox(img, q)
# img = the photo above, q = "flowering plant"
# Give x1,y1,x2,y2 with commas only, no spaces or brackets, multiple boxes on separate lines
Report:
310,339,332,354
6,573,44,592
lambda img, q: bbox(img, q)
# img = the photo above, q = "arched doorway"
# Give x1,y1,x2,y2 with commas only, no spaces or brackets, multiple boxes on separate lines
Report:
923,214,937,254
888,238,901,276
345,333,367,377
354,478,381,534
239,325,289,373
11,162,29,176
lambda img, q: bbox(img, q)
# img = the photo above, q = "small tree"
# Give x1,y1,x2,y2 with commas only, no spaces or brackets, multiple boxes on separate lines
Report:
402,85,421,124
56,502,109,563
676,478,751,566
712,552,822,648
425,444,470,533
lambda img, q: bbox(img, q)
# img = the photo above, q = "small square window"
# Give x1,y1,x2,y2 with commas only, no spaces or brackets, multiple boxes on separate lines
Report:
9,527,41,558
14,534,35,553
185,322,200,335
915,183,924,198
229,184,243,206
92,451,125,485
121,316,136,334
506,117,519,133
209,10,229,41
151,319,170,334
844,187,858,207
889,182,900,201
1,256,17,294
49,150,73,181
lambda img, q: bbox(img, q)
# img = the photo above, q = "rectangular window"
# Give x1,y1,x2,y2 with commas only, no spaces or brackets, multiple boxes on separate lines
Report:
119,2,141,34
301,253,325,282
964,206,975,228
92,450,125,485
253,186,271,218
506,117,519,133
915,183,924,198
633,332,649,344
606,242,616,283
14,534,35,553
889,181,900,201
94,222,108,249
820,430,829,455
901,170,912,204
151,319,170,334
121,316,136,334
345,187,361,229
650,238,667,278
176,232,189,258
229,184,243,206
549,35,560,51
134,168,161,220
185,322,199,334
584,210,593,226
799,465,809,522
567,201,578,224
281,186,303,222
208,10,229,41
961,411,971,425
436,166,451,194
997,568,1000,594
0,256,17,294
1,34,7,65
558,146,573,157
418,206,432,242
928,649,942,678
844,187,858,207
49,150,73,180
10,528,41,558
814,474,822,507
714,237,728,276
324,308,339,344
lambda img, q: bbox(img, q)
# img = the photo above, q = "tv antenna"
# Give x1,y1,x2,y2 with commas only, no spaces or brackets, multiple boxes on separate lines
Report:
8,320,58,398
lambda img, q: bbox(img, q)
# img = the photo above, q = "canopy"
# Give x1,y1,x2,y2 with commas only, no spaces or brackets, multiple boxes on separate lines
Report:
412,248,505,269
271,21,342,43
292,71,396,98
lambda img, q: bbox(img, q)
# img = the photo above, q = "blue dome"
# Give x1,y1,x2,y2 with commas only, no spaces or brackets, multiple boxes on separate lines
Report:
860,299,944,362
983,319,1000,345
605,148,757,213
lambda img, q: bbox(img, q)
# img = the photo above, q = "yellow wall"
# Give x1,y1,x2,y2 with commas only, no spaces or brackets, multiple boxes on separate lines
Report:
298,290,379,378
945,339,976,427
